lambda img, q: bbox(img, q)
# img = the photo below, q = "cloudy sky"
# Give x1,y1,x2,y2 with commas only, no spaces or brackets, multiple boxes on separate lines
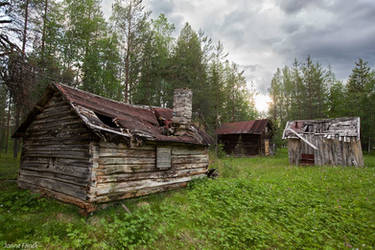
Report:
102,0,375,112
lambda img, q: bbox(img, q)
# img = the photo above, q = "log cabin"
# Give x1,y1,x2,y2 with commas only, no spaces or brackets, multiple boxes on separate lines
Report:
13,83,213,212
216,119,273,157
282,117,364,166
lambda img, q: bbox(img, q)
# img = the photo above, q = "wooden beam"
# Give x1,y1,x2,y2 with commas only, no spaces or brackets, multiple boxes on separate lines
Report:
287,128,318,150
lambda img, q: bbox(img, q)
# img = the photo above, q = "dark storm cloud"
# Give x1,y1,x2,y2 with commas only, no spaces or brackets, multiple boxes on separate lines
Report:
102,0,375,96
279,0,335,14
279,0,313,14
278,0,375,78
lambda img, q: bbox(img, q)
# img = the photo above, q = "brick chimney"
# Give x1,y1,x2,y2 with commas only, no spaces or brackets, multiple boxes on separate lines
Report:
172,88,192,125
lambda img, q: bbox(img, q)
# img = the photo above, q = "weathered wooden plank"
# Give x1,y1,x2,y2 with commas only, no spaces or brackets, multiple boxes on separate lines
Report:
24,148,89,156
34,100,72,114
24,152,90,160
99,148,155,158
18,175,87,200
29,115,79,127
22,157,92,169
18,181,94,211
287,139,297,165
98,157,155,165
36,105,73,119
87,142,99,201
25,120,85,134
172,147,207,155
100,142,155,151
20,169,89,186
25,125,89,137
351,140,364,166
94,175,205,196
42,100,69,110
94,182,189,203
24,136,93,146
21,163,90,179
96,164,156,175
23,144,89,152
96,168,207,183
25,129,92,139
172,154,209,164
173,162,208,170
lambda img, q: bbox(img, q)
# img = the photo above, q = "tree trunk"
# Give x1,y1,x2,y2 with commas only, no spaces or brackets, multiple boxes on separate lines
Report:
0,107,3,158
41,0,48,64
368,136,371,153
13,106,20,158
124,2,132,104
4,97,11,154
22,0,29,57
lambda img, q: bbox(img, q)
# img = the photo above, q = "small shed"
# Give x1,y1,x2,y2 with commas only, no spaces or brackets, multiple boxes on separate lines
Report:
216,119,273,156
13,83,212,212
282,117,363,166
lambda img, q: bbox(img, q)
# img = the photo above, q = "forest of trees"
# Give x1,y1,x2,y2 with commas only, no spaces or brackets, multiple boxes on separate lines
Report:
0,0,258,157
269,57,375,152
1,0,374,158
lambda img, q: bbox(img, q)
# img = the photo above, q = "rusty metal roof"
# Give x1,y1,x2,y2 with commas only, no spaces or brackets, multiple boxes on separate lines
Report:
216,119,270,135
14,83,213,146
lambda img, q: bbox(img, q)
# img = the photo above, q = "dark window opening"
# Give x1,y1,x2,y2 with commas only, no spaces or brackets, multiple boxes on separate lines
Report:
95,112,118,128
300,153,314,165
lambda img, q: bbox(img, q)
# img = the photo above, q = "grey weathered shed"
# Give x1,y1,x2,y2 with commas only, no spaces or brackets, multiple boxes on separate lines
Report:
13,84,212,212
283,117,363,166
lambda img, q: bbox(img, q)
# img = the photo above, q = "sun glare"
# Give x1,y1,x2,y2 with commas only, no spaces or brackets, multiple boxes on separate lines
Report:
254,94,272,113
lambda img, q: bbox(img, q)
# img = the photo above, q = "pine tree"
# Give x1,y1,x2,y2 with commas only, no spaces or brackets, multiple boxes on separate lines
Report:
346,59,374,152
111,0,150,103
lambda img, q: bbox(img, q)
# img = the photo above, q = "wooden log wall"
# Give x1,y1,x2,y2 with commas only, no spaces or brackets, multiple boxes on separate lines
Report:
18,93,94,206
287,134,364,166
288,139,301,165
90,142,209,203
219,134,261,156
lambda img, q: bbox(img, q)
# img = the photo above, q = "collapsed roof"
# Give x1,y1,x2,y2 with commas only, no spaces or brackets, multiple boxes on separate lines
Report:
282,117,360,142
216,119,271,135
14,83,213,146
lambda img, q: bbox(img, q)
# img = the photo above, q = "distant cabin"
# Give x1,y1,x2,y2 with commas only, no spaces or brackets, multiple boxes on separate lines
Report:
282,117,363,166
13,83,213,212
216,119,273,157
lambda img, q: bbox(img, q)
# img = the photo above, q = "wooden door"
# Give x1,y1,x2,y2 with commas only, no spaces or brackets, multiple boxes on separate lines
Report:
264,139,270,156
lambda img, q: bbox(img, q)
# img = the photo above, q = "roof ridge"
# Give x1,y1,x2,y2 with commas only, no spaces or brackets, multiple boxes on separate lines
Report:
55,83,169,111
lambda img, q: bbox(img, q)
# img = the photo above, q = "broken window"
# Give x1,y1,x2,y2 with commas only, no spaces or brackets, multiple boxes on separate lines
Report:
94,112,117,128
157,147,171,170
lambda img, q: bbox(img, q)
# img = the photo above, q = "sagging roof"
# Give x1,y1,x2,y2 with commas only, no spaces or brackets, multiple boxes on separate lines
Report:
14,83,213,146
282,117,360,141
216,119,271,135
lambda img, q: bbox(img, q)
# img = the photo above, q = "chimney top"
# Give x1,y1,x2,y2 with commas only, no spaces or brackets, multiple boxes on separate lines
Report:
172,88,192,124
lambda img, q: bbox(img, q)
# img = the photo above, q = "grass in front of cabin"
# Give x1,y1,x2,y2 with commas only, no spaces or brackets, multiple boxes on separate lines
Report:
0,149,375,249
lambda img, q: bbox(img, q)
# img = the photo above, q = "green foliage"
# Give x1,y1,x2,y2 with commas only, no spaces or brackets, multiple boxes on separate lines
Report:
103,206,158,248
344,59,375,152
1,151,375,249
0,191,49,212
216,143,226,158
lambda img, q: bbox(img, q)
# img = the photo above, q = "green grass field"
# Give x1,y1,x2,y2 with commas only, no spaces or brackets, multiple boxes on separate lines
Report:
1,149,375,249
